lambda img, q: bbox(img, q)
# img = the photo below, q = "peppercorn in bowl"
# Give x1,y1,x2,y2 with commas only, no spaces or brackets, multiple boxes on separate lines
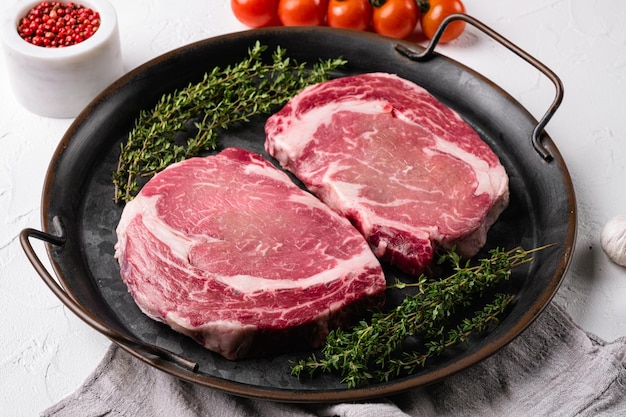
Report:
1,0,123,118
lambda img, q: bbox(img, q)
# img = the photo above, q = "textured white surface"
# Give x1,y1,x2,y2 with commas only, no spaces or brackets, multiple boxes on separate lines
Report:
0,0,625,415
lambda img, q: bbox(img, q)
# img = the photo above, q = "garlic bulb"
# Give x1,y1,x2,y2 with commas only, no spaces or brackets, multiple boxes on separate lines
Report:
601,215,626,267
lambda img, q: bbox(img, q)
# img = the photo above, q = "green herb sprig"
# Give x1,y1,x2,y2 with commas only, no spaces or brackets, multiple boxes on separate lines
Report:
113,42,347,203
291,245,549,388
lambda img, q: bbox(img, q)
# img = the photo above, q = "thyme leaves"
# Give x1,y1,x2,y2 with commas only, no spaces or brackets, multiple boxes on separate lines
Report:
113,42,347,203
291,246,550,388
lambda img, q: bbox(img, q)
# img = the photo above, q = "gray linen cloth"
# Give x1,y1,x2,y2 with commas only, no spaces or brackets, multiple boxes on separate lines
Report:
43,302,626,417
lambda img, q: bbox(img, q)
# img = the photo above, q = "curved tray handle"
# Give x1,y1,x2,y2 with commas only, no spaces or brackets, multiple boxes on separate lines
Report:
396,13,563,162
19,217,198,372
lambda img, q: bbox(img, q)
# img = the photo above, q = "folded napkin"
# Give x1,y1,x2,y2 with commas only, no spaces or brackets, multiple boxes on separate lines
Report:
42,302,626,417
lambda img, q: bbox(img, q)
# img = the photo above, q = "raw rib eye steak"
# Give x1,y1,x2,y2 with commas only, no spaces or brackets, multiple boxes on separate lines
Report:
265,72,510,275
114,147,386,360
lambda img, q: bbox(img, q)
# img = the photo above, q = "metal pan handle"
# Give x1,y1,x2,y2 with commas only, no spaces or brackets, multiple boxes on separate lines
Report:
395,13,563,162
19,217,198,372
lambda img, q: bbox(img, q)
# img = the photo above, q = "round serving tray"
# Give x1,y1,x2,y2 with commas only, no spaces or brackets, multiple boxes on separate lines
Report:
21,19,575,403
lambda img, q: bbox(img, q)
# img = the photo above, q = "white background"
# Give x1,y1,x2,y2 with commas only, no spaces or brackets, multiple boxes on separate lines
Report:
1,0,625,415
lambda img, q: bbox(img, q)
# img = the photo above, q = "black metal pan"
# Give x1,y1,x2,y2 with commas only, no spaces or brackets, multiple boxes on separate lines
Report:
21,15,575,402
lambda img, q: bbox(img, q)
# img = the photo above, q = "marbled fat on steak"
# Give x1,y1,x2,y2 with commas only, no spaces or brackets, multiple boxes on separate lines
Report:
114,148,386,360
265,73,509,275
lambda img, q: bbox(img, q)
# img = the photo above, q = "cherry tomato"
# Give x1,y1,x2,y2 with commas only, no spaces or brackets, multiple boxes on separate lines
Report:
278,0,328,26
421,0,466,43
327,0,373,31
372,0,419,39
231,0,279,28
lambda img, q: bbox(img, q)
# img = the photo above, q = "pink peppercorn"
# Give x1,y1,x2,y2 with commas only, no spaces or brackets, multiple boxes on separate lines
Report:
17,1,100,47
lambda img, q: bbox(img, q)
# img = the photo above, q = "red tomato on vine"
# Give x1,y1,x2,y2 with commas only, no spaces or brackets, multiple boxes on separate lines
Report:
327,0,373,31
278,0,328,26
421,0,466,43
371,0,419,40
231,0,279,28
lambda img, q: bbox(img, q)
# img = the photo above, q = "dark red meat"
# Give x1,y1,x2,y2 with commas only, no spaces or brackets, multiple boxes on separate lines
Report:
265,72,509,275
115,148,386,360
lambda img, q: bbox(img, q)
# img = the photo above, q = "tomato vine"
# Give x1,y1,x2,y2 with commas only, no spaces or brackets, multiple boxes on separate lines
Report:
230,0,467,42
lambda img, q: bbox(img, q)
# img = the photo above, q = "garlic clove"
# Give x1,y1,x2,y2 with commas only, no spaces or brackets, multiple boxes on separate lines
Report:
600,214,626,267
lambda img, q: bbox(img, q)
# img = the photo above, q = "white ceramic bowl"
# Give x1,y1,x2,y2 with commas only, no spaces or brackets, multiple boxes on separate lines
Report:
1,0,124,118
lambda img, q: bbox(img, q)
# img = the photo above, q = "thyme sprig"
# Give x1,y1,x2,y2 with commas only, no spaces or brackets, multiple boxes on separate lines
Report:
291,245,550,388
113,42,347,203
